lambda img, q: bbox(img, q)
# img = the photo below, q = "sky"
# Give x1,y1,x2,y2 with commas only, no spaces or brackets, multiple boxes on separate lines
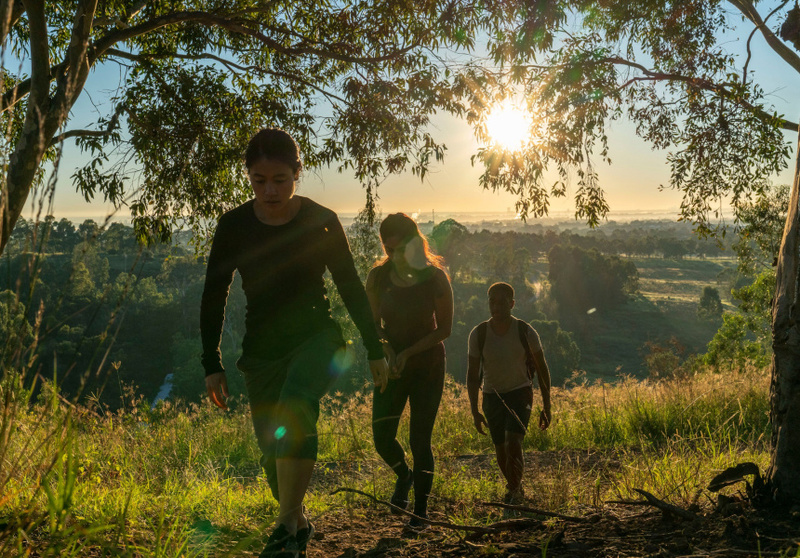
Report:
36,8,800,224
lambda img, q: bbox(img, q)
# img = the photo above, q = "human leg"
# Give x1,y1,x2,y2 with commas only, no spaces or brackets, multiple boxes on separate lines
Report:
406,359,445,519
493,442,510,486
372,377,413,509
275,458,314,532
500,387,533,500
272,330,346,534
503,431,525,497
482,391,511,489
483,387,532,500
238,354,289,502
372,378,411,476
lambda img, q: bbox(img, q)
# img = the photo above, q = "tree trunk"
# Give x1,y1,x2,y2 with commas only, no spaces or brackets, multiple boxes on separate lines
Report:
768,131,800,504
1,0,96,255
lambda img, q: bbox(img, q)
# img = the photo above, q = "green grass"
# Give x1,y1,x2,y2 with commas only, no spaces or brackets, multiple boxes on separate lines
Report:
0,364,771,556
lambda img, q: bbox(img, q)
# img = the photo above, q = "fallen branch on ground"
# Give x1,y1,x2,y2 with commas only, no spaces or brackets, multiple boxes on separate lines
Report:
607,489,697,521
482,501,589,523
331,487,542,534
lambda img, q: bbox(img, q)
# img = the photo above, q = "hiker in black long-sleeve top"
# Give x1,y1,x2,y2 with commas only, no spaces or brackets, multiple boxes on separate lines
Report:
201,197,385,372
201,128,389,558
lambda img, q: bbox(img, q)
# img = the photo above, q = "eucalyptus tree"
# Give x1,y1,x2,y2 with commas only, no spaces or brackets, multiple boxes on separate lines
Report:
467,0,800,502
0,0,562,253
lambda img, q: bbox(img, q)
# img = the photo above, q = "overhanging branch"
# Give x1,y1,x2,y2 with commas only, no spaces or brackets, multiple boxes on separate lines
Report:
3,7,417,113
51,128,115,145
90,10,416,68
602,56,799,132
728,0,800,75
105,47,350,105
48,101,123,148
743,1,790,87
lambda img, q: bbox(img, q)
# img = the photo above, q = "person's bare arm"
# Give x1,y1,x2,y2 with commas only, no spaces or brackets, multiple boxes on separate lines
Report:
532,350,552,429
467,355,487,435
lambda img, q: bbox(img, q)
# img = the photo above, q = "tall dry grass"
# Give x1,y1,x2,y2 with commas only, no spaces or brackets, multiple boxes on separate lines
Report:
0,364,771,556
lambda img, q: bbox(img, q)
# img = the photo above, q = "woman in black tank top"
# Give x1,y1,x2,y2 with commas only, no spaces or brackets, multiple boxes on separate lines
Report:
365,213,454,531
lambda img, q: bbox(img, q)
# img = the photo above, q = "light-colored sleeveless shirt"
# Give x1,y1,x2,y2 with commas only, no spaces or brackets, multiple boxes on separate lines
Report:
467,318,542,394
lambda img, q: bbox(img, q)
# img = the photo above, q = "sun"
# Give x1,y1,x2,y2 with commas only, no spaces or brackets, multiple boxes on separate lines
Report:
485,100,533,150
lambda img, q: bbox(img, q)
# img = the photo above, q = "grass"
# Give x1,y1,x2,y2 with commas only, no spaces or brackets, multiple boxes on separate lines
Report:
0,363,771,556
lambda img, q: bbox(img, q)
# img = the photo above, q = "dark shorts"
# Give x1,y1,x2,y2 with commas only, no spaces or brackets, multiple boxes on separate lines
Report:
236,328,347,463
482,386,534,445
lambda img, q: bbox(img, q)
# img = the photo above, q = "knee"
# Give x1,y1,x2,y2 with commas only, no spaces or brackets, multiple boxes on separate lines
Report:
409,438,434,464
372,427,395,455
504,433,524,452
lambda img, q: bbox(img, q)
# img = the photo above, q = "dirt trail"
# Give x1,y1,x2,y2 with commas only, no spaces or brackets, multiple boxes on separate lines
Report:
245,451,800,557
301,503,800,557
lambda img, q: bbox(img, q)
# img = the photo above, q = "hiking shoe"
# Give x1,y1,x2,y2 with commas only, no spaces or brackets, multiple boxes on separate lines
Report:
403,515,430,535
296,521,315,557
503,487,525,505
259,524,298,558
390,472,413,514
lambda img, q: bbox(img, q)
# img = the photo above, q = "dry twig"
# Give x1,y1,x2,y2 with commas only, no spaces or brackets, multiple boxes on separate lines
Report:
331,487,542,534
608,489,697,521
482,500,589,523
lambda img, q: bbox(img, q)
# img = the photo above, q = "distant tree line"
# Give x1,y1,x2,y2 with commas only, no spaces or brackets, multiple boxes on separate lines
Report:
429,218,732,277
2,213,737,408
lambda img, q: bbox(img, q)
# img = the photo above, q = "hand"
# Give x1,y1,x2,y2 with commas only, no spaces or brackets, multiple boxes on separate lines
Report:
539,408,552,430
393,350,409,377
369,358,390,393
206,372,229,410
472,411,488,435
382,343,400,379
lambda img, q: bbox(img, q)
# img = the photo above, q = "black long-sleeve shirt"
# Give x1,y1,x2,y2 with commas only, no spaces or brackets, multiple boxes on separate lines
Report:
200,197,384,376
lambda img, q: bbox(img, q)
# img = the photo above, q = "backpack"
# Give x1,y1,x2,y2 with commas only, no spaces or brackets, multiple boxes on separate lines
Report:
476,318,536,383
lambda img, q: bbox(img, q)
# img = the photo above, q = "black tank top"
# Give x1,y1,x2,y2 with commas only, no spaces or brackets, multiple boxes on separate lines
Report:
376,264,445,369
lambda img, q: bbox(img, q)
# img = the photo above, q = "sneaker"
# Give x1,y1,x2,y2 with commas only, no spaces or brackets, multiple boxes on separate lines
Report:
260,524,298,558
296,521,315,557
503,487,525,506
390,472,413,514
403,515,429,534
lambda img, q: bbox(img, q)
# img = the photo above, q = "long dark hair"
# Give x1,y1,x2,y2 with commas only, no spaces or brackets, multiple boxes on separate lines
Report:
376,213,446,271
245,128,303,173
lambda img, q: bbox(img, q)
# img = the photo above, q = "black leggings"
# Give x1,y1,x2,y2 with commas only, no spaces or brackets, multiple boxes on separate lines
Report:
372,355,445,516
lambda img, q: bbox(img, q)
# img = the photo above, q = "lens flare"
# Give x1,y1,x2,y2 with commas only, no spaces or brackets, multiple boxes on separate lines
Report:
329,346,354,378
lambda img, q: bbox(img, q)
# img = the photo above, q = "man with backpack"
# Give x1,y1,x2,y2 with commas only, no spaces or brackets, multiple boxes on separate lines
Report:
466,282,552,504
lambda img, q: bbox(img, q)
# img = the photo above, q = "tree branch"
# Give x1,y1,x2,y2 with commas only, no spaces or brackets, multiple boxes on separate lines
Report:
482,501,589,522
51,0,97,119
1,63,60,113
23,0,49,109
50,128,113,145
3,7,417,113
104,47,350,105
90,10,416,68
727,0,800,75
742,1,790,87
602,56,799,132
331,487,542,534
610,489,697,521
49,101,123,148
0,0,24,47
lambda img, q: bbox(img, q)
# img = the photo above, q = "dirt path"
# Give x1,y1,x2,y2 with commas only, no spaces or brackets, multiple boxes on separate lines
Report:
301,502,800,557
238,451,800,557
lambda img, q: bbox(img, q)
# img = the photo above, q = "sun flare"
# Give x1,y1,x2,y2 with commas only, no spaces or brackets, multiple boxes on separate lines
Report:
485,101,533,150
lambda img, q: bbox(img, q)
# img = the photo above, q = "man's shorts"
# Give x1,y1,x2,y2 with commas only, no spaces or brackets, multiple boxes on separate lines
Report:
482,385,534,445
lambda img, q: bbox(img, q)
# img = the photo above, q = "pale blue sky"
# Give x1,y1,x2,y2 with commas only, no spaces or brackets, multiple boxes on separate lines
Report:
36,13,800,223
